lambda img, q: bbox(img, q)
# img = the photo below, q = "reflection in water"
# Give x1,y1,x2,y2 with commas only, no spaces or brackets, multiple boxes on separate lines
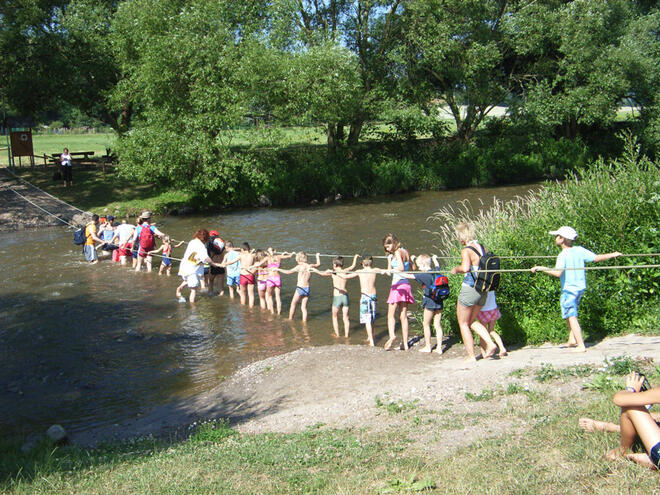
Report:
0,184,536,436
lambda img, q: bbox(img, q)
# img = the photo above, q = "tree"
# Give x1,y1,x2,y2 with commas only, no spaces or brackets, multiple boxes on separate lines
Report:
508,0,647,139
403,0,521,141
269,0,405,147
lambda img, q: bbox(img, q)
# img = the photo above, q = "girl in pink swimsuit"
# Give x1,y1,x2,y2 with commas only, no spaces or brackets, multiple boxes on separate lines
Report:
266,247,294,315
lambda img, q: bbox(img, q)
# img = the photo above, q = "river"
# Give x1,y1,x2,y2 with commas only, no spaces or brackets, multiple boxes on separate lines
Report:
0,184,536,438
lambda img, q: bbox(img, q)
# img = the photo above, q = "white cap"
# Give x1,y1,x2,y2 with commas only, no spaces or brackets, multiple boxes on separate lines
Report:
549,226,578,240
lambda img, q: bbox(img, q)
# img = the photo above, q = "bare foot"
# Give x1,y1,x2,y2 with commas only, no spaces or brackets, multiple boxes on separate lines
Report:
384,338,396,351
399,342,409,351
463,356,477,363
570,346,587,353
483,344,497,359
499,350,508,357
579,417,620,433
606,446,628,461
625,453,658,470
418,347,432,353
434,347,443,355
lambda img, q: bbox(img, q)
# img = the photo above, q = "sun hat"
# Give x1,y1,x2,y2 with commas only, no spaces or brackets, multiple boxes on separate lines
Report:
549,226,578,240
209,230,219,236
141,210,152,219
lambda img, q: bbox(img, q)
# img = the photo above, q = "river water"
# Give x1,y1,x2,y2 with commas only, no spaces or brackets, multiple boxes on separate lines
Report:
0,184,535,437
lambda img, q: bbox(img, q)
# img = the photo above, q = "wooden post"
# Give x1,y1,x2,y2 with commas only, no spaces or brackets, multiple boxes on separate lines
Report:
43,153,47,166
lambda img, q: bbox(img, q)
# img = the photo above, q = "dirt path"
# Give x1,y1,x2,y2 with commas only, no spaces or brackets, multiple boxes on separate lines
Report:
0,168,88,231
73,334,660,446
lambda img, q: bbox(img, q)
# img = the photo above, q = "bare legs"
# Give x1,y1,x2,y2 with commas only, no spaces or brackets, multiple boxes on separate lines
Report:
475,320,507,357
566,316,586,352
457,303,496,361
238,283,254,307
288,293,309,321
331,305,351,337
419,309,442,353
385,302,409,350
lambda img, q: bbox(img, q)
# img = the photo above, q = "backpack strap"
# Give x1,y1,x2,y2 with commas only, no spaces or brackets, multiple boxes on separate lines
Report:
466,244,484,281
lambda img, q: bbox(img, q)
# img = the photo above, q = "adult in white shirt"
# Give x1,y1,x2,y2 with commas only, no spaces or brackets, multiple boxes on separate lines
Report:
115,220,136,266
176,229,221,303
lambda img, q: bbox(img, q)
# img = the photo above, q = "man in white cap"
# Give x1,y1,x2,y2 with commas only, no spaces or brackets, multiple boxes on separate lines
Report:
531,226,621,352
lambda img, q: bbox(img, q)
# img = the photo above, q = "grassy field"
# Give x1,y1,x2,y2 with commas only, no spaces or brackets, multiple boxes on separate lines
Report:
0,133,116,167
1,358,658,494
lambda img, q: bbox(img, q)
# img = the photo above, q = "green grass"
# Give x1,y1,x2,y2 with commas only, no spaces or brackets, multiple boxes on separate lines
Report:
0,133,116,167
3,369,659,494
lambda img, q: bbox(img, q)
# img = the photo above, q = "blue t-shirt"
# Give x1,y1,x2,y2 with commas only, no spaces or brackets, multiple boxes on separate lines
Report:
555,246,596,292
135,223,157,238
225,251,241,277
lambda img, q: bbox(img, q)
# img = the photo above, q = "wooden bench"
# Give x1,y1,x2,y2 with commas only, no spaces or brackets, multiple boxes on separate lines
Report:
49,151,96,165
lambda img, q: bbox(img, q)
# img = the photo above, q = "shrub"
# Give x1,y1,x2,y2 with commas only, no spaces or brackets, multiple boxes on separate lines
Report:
428,134,660,344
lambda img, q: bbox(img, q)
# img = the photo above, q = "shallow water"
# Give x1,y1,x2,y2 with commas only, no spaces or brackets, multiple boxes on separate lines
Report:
0,185,536,437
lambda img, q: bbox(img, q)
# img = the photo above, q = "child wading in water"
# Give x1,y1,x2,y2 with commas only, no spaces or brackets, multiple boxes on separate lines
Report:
149,236,184,276
252,249,270,310
222,241,241,299
396,254,445,353
383,233,415,350
316,255,359,337
473,291,507,357
279,252,320,321
343,256,385,346
266,247,294,315
238,242,256,307
531,226,621,353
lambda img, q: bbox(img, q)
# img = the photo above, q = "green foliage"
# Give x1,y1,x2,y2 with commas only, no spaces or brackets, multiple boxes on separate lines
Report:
430,134,660,344
374,395,419,414
188,419,236,443
465,389,495,402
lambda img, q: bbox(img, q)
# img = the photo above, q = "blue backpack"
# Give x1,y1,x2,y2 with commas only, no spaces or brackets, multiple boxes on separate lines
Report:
73,225,88,245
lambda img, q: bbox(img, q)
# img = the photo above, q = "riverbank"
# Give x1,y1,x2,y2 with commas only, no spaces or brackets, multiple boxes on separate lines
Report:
4,334,660,494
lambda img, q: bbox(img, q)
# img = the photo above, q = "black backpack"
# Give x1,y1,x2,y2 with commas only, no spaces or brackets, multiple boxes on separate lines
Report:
467,244,501,292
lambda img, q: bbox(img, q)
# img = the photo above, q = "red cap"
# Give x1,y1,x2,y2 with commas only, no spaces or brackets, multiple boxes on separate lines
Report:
209,230,219,236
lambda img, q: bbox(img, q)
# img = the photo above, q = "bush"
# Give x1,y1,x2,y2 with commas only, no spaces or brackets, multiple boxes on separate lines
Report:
428,135,660,344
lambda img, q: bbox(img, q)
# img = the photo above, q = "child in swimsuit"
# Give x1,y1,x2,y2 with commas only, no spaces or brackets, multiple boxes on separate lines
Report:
265,247,294,315
383,233,415,350
238,242,256,307
278,252,320,322
316,255,359,337
342,256,385,346
250,249,269,310
149,236,184,276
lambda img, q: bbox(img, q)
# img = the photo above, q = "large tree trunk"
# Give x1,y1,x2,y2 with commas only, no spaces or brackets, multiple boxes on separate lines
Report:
327,122,338,152
561,117,578,139
347,119,363,145
336,122,346,143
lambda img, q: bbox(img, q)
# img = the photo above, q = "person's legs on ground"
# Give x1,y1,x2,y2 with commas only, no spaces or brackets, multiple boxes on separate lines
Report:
385,302,397,350
566,316,586,352
399,303,409,350
487,320,507,356
456,303,477,360
419,309,434,352
365,321,374,346
433,311,443,354
469,306,496,357
608,406,660,469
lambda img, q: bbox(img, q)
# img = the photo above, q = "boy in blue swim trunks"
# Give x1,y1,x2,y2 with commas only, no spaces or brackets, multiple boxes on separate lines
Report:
531,226,621,352
278,252,320,322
